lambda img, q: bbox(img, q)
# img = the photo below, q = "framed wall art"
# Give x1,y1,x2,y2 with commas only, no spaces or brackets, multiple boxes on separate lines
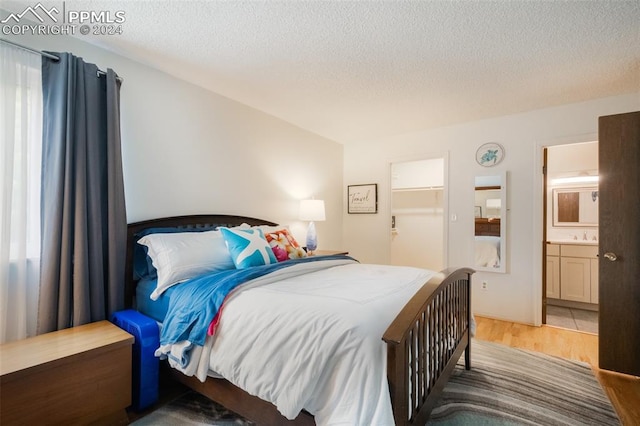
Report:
348,184,377,214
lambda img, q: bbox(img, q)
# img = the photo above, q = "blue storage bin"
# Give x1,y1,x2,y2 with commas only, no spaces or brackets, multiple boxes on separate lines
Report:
111,309,159,411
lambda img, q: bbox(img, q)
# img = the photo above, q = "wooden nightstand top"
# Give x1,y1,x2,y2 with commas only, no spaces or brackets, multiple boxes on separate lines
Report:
0,320,133,378
311,250,349,256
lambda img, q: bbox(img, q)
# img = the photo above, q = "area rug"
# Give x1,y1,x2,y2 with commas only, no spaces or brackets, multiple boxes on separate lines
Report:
426,340,619,425
131,390,254,425
131,340,619,426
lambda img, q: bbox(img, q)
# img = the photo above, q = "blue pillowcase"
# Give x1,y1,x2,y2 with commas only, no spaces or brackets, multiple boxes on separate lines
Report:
219,227,277,269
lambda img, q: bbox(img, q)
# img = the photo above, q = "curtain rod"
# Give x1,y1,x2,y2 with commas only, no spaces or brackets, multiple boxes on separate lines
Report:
0,38,123,82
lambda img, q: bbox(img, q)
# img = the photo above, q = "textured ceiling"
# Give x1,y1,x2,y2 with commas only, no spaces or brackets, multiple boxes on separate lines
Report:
5,1,640,143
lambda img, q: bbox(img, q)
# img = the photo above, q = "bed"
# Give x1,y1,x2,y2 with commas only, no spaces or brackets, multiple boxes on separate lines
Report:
125,214,474,425
474,235,501,268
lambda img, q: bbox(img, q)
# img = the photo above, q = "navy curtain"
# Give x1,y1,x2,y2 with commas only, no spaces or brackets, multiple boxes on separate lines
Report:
38,52,126,333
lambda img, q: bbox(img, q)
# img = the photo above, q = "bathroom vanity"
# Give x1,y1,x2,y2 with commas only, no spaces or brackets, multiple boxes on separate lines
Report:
546,241,598,305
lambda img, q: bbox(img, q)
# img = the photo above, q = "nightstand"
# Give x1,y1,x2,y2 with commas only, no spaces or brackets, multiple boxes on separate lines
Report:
311,250,349,256
0,320,134,425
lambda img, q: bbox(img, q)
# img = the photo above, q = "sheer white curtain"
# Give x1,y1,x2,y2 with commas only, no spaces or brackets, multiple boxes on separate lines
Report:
0,43,42,343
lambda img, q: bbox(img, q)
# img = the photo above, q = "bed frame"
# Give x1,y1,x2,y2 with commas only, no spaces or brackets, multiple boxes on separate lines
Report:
125,214,474,425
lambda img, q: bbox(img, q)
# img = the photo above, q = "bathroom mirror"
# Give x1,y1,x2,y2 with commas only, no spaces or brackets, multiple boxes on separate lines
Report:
552,187,598,226
474,173,507,273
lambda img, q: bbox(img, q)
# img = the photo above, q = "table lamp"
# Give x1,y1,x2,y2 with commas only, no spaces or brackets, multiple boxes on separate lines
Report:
299,199,325,255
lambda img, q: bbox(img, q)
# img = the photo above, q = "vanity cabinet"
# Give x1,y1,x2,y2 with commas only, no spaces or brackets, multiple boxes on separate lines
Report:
561,256,592,302
546,243,598,304
590,255,599,304
546,244,560,299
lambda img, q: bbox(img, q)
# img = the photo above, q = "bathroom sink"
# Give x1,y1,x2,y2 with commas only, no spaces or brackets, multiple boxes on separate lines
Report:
548,239,598,245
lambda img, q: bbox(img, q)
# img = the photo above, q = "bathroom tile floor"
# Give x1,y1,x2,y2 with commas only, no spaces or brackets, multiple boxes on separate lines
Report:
546,305,598,334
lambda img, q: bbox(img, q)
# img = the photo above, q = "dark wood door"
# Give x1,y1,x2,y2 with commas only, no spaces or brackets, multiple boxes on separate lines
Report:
598,111,640,376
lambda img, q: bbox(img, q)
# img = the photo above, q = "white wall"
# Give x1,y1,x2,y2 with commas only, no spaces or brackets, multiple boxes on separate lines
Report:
3,31,344,249
343,93,639,325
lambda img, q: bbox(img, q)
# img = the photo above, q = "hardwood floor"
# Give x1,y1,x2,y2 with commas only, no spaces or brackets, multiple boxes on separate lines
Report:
475,316,640,426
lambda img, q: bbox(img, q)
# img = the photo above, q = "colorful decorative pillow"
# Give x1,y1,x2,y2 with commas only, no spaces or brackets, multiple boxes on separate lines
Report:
264,228,307,262
219,227,277,269
137,230,235,300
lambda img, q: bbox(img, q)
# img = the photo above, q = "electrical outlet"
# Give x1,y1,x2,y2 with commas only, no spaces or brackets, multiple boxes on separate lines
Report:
481,281,488,290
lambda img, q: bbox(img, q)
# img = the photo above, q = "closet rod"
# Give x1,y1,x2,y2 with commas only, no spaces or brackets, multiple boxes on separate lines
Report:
0,38,123,82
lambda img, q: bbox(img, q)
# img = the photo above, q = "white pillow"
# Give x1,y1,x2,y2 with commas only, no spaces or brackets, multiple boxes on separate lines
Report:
137,230,235,300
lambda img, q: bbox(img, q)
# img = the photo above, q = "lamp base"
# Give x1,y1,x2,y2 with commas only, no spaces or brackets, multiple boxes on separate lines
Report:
306,221,318,255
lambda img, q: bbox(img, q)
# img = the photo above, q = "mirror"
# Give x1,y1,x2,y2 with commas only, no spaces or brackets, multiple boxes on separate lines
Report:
552,187,598,226
474,173,506,272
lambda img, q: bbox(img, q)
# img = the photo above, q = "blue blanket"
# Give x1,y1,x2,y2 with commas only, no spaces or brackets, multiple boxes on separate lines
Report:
159,255,353,346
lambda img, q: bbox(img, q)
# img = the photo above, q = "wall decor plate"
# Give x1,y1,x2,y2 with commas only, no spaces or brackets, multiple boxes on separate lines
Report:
476,143,505,167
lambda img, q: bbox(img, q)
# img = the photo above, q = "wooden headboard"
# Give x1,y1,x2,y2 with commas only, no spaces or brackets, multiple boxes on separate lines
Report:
125,214,277,308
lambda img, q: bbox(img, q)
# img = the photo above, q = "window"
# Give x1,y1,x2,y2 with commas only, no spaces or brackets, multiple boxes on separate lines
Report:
1,43,42,342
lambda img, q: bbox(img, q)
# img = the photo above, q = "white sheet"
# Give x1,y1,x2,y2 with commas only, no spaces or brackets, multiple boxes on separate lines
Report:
475,235,500,268
171,259,434,426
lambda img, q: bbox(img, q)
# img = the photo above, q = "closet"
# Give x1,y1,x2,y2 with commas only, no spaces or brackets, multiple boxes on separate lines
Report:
390,158,444,271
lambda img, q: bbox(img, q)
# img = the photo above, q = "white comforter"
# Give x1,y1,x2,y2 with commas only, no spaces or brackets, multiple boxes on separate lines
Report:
168,259,434,426
475,235,501,268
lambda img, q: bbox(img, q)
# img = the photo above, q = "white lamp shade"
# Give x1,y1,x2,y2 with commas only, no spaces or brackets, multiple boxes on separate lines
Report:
299,199,326,221
486,198,501,209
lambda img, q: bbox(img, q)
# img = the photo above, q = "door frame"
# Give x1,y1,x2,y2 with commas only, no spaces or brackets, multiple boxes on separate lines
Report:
532,132,597,326
387,152,449,269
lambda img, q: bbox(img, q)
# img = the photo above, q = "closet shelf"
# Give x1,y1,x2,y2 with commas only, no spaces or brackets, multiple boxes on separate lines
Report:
391,208,443,215
392,186,443,192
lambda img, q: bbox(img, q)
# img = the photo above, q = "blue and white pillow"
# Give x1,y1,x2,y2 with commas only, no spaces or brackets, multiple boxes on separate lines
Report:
219,227,277,269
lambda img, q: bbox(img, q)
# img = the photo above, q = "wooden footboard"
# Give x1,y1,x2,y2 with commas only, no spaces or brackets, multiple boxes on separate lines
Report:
383,267,474,426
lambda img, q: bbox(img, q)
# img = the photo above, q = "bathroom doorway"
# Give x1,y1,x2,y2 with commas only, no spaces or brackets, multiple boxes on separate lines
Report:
390,157,446,271
543,141,599,334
